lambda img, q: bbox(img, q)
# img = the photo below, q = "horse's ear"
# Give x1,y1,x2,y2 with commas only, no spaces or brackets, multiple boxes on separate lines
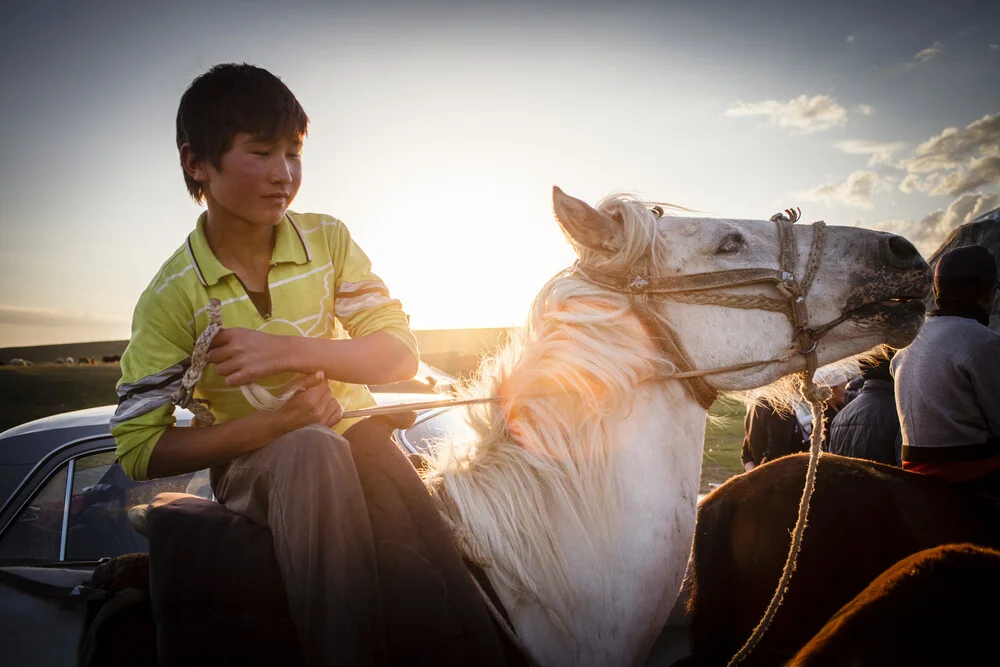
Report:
552,186,622,254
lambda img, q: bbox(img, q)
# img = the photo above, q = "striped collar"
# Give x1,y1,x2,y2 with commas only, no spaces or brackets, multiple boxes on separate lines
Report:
185,211,312,287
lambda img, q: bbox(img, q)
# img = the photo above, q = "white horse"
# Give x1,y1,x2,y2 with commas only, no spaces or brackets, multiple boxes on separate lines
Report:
425,186,931,667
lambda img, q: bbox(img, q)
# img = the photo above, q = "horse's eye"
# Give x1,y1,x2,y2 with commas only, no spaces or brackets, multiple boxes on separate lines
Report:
716,233,744,255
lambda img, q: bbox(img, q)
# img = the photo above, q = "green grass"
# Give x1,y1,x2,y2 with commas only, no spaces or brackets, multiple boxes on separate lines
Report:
703,397,747,489
0,365,122,432
0,365,746,488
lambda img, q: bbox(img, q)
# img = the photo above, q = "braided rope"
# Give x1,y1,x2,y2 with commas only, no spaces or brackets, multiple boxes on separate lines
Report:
172,210,831,666
169,299,224,427
168,298,303,426
438,509,492,569
799,222,827,297
727,376,830,666
665,291,791,314
727,210,830,666
170,298,533,659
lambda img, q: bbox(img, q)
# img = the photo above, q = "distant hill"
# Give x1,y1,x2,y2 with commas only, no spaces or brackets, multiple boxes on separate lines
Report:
0,340,130,365
0,328,515,374
926,214,1000,333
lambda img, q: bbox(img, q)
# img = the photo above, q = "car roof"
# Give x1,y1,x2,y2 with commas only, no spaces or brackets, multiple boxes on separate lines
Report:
0,405,192,441
0,360,459,443
0,388,448,442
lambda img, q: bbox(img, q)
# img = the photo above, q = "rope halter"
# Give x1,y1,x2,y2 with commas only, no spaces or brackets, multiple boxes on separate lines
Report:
571,206,829,408
572,205,838,667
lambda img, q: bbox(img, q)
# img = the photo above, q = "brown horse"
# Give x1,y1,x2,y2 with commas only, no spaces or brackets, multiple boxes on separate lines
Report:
678,452,1000,666
787,542,1000,666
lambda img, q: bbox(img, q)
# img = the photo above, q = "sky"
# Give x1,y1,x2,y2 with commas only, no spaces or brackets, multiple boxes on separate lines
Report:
1,0,998,348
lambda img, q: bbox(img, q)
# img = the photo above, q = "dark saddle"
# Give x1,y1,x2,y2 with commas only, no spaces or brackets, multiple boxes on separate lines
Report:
136,491,302,667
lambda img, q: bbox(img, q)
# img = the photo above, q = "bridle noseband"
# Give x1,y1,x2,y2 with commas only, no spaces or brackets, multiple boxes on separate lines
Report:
571,208,829,408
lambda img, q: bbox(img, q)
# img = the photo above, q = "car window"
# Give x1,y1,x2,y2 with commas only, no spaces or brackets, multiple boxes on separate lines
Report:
65,454,212,561
0,466,68,563
403,408,478,456
0,451,213,564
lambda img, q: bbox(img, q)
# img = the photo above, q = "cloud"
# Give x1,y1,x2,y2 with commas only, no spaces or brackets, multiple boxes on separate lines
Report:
926,156,1000,196
723,95,849,134
835,139,906,166
0,305,129,328
795,170,891,210
913,41,944,64
895,113,1000,196
861,192,999,255
990,44,998,51
846,35,855,43
899,172,932,194
856,105,874,116
901,112,1000,173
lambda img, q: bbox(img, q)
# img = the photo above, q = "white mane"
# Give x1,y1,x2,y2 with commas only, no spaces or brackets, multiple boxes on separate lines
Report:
424,194,674,625
735,346,888,414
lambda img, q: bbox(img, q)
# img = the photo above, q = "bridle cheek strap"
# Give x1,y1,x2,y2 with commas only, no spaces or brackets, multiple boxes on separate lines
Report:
572,210,828,409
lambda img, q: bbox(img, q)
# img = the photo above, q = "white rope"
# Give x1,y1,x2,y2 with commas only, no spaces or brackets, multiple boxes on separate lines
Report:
726,374,830,666
170,293,827,667
169,298,541,664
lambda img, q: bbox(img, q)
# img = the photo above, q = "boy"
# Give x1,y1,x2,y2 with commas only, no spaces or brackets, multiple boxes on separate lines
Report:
111,63,419,665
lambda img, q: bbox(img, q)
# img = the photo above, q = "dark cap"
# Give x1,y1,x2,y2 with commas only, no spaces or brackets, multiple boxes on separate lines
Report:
934,245,998,297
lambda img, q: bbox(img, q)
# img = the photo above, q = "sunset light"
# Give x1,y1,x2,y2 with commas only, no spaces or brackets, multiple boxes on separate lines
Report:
1,1,998,347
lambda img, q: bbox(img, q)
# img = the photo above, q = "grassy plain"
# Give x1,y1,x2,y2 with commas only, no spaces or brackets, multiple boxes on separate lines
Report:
0,362,745,490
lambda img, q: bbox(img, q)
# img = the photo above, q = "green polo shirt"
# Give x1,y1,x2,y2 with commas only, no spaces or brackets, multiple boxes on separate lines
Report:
111,211,418,480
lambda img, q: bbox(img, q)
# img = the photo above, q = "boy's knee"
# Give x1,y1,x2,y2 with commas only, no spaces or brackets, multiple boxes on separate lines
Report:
271,425,350,470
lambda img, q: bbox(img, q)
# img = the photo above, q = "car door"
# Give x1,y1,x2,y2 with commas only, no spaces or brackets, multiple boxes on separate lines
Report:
0,436,209,666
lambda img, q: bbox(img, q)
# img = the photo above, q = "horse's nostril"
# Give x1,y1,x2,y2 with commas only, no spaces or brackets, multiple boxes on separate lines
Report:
884,235,923,269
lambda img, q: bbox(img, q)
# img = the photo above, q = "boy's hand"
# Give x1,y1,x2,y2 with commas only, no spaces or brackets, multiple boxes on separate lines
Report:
275,371,343,432
208,327,289,386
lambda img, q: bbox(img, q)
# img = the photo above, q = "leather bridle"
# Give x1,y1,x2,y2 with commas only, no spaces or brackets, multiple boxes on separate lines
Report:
571,207,829,408
574,206,841,667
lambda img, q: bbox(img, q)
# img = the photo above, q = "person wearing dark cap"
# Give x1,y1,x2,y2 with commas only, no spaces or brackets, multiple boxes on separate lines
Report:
826,350,902,466
892,245,1000,494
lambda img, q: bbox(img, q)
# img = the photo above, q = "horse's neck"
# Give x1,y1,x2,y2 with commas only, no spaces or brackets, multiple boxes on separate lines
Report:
494,381,707,667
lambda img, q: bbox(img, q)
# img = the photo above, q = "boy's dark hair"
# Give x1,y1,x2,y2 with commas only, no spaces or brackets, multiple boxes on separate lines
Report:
176,63,309,203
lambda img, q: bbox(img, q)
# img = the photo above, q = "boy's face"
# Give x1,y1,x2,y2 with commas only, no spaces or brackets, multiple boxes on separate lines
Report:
195,132,303,227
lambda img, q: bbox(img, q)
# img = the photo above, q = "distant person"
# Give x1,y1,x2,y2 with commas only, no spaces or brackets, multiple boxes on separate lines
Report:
792,366,849,445
843,373,864,407
826,351,901,466
741,367,848,472
892,245,1000,495
110,63,419,665
741,398,808,472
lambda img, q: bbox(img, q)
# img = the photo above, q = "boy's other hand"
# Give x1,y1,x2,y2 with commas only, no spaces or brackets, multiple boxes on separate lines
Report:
276,371,343,431
208,327,289,386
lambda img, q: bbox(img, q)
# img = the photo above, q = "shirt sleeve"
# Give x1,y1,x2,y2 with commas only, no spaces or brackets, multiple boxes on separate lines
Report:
328,219,419,360
110,289,196,481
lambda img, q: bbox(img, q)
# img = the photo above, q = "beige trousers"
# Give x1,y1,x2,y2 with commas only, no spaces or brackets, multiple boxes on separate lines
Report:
211,424,386,667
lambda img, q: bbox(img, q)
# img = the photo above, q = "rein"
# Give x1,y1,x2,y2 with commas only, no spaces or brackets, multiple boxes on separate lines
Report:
172,208,835,667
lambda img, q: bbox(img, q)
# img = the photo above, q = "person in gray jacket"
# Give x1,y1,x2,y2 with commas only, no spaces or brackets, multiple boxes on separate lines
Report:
826,352,901,466
892,245,1000,495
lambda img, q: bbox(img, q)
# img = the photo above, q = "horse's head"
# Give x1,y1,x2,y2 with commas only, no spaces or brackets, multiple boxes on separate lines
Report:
553,186,931,395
